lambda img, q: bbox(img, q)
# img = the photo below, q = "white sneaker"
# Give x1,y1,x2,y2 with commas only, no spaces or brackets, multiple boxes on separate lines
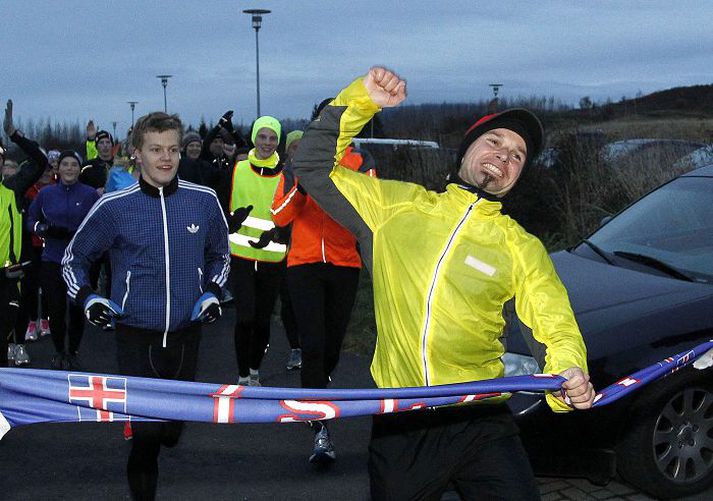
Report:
39,318,51,337
25,321,38,342
7,343,17,363
238,376,250,386
14,344,30,366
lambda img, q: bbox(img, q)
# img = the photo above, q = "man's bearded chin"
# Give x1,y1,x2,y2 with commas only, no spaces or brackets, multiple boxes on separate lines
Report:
476,173,494,191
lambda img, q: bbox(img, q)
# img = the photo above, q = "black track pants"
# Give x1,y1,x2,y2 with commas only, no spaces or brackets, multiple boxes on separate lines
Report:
287,263,359,389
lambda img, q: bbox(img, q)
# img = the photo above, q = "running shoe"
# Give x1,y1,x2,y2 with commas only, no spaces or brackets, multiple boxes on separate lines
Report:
39,318,51,337
51,353,67,370
309,425,336,465
14,344,30,366
25,321,38,342
66,353,81,371
7,343,17,363
286,348,302,370
249,374,261,387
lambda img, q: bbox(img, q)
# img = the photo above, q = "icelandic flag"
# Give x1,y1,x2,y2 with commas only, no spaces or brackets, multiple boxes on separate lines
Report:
1,339,712,439
68,374,128,422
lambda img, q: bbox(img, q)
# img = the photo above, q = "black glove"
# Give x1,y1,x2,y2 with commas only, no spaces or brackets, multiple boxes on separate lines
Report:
3,261,30,280
190,292,222,323
84,294,123,328
249,227,289,249
34,223,73,240
248,228,276,249
228,205,253,233
355,147,376,173
219,110,234,132
45,225,74,240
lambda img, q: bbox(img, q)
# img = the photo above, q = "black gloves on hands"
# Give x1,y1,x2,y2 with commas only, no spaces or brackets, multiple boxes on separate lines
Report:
248,227,289,249
84,295,123,329
228,205,253,234
219,110,235,132
35,223,74,240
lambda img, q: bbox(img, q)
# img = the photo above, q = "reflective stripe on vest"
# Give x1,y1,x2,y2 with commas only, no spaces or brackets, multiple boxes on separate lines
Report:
229,160,285,262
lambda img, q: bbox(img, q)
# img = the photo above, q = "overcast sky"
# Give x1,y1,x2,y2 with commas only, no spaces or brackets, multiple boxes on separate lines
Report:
2,0,712,137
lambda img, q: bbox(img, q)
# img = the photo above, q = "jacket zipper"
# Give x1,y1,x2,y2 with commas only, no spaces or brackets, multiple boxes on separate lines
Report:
198,267,204,293
321,212,326,263
420,200,479,386
160,187,171,347
121,270,132,311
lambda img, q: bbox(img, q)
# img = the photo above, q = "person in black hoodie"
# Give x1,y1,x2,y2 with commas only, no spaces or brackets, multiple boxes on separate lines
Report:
1,99,46,367
177,130,221,188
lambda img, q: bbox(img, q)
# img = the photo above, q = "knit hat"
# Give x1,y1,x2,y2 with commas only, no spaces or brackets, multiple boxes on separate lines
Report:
182,130,202,149
95,130,114,145
251,116,281,144
457,108,543,170
58,150,83,166
285,130,304,151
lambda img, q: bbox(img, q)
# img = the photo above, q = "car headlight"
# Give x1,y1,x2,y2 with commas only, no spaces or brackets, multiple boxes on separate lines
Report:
502,352,541,376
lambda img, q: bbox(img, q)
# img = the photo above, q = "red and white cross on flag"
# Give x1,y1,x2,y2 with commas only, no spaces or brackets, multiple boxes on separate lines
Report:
67,375,128,422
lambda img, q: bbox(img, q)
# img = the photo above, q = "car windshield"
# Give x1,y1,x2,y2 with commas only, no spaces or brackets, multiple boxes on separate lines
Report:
587,176,713,283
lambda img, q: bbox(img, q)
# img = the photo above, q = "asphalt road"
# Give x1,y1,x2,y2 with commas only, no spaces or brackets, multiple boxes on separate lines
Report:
1,307,710,500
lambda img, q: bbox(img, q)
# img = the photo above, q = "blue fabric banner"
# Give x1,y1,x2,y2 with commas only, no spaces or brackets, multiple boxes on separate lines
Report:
1,339,711,439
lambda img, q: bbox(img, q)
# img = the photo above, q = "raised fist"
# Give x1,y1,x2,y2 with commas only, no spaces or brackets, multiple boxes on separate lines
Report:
4,99,16,137
362,67,407,108
86,120,97,140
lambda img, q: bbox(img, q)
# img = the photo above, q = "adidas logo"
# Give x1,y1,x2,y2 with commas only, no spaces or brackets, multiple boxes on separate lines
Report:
187,224,199,233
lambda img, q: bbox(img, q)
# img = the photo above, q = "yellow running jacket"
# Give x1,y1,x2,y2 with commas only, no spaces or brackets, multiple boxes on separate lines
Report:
293,78,587,412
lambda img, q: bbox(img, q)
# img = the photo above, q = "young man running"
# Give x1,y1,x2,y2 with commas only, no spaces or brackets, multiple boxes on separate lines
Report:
63,112,233,500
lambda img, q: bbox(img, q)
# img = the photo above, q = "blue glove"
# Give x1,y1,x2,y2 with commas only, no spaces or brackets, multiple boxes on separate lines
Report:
191,292,221,323
84,294,123,328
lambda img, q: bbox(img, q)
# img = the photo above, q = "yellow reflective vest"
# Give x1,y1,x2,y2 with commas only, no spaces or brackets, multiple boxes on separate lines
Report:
293,78,588,412
0,184,22,268
228,157,286,262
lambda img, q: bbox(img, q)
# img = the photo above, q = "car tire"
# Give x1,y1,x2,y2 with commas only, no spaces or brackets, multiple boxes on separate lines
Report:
616,366,713,499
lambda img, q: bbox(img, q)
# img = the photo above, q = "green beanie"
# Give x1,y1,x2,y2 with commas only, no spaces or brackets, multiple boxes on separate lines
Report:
285,130,304,151
251,116,282,144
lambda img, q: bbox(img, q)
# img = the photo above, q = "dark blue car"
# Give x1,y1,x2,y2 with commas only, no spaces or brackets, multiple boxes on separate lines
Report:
505,165,713,499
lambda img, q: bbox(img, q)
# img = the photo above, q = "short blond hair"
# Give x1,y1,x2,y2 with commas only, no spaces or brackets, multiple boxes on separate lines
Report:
132,112,183,150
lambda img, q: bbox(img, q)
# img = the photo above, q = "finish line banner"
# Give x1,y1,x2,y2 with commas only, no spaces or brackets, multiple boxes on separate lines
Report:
1,340,711,439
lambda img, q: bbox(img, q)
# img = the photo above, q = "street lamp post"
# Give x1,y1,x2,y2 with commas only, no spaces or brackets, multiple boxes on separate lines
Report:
488,83,503,111
489,83,503,99
127,101,138,127
156,75,173,112
243,9,271,117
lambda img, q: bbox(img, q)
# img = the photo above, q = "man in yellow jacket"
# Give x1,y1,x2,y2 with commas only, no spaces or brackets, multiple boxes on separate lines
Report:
292,67,595,500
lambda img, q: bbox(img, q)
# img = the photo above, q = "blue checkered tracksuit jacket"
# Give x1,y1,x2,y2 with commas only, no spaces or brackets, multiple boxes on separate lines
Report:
62,176,230,342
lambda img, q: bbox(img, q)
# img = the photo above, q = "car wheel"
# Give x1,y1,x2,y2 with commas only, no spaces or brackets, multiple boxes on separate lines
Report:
616,367,713,499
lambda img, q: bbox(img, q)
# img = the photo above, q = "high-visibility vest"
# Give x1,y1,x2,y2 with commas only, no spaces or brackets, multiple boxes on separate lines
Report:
0,184,22,268
228,160,286,262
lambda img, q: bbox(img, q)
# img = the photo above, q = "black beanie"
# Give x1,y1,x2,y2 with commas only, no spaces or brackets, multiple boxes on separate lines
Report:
95,130,114,146
456,108,543,169
58,150,83,166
